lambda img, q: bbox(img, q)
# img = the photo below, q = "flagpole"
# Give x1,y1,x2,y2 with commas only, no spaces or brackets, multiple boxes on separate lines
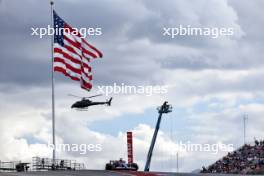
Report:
50,0,56,164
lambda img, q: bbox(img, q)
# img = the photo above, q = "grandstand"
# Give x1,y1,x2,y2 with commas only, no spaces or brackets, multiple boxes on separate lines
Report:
201,139,264,174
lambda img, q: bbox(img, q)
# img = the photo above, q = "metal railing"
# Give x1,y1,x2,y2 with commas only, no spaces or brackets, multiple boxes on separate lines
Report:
32,157,85,171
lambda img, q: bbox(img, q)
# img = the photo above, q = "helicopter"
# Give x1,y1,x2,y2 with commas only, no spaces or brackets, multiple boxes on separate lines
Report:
69,94,113,110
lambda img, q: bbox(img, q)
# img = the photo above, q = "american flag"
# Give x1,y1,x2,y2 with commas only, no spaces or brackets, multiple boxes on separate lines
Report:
53,10,102,91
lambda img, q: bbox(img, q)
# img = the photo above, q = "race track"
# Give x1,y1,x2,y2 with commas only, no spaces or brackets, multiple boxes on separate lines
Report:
0,170,253,176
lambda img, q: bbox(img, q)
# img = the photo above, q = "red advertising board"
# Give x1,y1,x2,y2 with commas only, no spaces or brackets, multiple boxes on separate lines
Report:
127,132,133,164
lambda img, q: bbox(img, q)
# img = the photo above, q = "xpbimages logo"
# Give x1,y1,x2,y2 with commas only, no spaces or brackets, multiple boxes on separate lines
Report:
96,83,169,96
31,25,102,38
163,25,234,39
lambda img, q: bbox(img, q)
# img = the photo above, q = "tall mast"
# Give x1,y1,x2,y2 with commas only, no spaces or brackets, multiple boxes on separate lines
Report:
50,0,56,163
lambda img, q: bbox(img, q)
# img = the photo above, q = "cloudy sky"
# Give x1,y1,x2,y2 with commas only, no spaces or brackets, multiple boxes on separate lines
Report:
0,0,264,172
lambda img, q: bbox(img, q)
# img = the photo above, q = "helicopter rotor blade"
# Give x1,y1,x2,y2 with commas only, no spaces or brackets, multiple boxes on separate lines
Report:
68,94,83,98
68,94,103,99
84,94,103,98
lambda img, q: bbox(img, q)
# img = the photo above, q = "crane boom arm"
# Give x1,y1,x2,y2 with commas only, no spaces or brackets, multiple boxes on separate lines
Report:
144,101,172,172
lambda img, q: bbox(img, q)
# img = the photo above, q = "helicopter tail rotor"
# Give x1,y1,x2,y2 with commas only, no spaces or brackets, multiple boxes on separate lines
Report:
107,97,113,106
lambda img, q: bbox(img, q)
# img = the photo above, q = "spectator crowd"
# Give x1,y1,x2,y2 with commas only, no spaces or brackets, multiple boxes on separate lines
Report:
201,139,264,174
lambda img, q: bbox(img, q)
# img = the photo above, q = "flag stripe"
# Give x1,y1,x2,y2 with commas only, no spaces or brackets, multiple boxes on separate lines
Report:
65,32,99,59
54,57,81,73
82,39,103,58
64,39,82,57
54,48,81,65
54,65,80,81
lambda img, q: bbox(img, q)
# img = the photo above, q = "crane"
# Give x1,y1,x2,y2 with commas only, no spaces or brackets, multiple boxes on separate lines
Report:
144,101,172,172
